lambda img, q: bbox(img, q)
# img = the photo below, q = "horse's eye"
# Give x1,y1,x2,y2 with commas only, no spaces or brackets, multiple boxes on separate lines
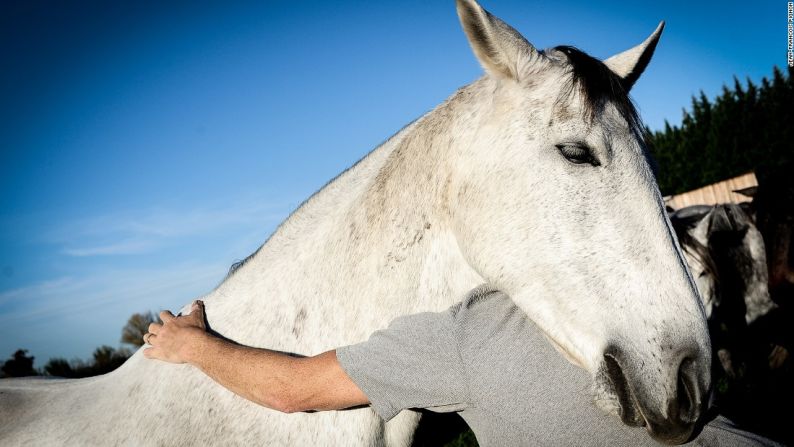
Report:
555,144,600,166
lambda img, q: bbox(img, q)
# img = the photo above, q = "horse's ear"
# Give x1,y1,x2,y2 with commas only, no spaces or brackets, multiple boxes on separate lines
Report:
604,21,665,91
708,204,751,234
456,0,542,80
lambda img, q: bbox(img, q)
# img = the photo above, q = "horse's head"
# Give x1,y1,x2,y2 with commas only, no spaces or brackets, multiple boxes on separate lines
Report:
677,204,776,324
670,206,720,318
447,0,711,443
700,204,775,324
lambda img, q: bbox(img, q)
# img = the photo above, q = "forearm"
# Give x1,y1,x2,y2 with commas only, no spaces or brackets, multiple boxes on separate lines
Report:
182,332,366,413
144,301,369,413
182,332,300,411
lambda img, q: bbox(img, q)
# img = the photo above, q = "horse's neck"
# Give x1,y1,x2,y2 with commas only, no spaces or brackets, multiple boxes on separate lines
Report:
0,80,490,446
204,83,487,352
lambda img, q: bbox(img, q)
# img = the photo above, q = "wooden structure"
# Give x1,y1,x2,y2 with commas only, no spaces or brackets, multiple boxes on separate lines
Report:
664,172,758,210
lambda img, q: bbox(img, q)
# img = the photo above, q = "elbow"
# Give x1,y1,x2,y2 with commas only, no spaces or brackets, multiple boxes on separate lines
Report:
263,391,306,414
272,397,299,414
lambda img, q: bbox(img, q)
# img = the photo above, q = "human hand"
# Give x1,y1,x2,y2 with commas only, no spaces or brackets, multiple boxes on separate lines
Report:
143,300,208,364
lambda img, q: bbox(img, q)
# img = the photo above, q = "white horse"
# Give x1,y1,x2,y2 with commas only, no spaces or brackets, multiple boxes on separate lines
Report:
0,1,711,445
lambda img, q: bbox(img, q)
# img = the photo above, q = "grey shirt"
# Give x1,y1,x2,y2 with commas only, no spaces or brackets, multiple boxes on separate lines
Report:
337,285,780,446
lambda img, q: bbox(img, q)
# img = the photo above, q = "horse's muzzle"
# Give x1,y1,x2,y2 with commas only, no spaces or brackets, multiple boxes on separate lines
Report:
599,346,708,445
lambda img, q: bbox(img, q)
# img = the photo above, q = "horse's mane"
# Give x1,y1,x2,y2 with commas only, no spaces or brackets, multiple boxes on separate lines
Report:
551,46,643,134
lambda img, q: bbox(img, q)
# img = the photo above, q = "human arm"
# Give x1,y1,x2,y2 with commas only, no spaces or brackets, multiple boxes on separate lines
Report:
143,301,368,413
335,300,470,421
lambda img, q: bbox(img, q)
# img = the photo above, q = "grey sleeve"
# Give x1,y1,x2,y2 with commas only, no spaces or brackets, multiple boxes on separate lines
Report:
336,308,469,421
689,416,784,447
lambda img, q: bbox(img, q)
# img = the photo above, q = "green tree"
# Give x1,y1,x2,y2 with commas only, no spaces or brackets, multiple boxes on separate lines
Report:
121,311,158,347
42,358,76,378
1,349,39,378
41,347,132,379
94,346,131,371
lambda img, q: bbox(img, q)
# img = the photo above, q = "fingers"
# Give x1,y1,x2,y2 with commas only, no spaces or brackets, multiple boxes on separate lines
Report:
143,332,157,345
143,347,159,359
160,310,176,323
191,300,205,318
184,300,206,328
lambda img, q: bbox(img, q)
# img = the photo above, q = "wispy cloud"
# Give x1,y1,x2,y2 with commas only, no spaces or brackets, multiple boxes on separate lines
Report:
0,192,304,363
0,277,79,307
2,192,301,321
0,262,226,324
0,261,231,366
51,193,297,257
62,240,156,257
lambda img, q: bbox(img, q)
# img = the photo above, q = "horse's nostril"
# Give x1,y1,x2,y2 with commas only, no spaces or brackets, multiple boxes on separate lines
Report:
643,356,704,444
674,357,699,423
603,351,644,426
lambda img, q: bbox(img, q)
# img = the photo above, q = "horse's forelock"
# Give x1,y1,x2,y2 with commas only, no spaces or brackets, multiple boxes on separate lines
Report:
550,46,643,133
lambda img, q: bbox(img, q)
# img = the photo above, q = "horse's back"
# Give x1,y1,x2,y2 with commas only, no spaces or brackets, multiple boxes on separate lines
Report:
0,352,420,447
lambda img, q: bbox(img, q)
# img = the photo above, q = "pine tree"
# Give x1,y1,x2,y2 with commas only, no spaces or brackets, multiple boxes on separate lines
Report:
648,66,793,195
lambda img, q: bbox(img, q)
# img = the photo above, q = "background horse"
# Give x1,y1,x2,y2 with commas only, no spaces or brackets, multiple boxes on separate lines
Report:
0,1,710,445
671,203,789,443
671,204,775,326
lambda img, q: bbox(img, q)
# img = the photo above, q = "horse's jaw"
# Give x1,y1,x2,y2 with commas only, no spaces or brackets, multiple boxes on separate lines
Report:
540,330,588,370
506,281,710,445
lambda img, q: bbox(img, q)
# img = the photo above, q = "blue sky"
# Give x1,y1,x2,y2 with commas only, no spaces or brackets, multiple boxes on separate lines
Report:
0,0,784,367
